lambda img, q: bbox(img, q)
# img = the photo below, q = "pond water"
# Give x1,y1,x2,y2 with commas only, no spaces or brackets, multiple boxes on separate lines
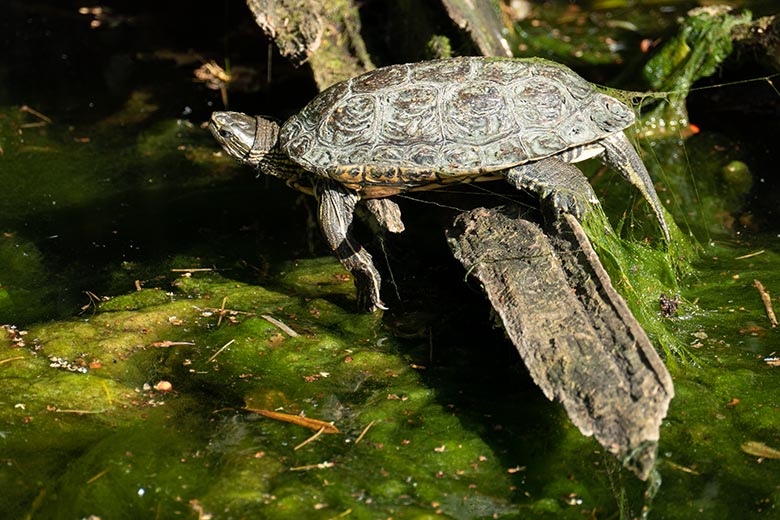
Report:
1,1,779,519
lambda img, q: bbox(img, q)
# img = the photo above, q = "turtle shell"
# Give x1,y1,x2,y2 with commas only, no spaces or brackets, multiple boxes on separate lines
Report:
279,57,634,192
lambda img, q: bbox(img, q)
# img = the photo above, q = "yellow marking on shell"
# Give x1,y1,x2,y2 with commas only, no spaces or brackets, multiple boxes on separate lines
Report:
366,165,407,184
325,160,507,199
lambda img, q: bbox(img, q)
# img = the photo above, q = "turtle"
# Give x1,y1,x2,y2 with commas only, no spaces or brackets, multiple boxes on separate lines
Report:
209,56,670,311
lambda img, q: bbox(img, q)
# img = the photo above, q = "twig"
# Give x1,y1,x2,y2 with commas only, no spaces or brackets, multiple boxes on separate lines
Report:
665,460,701,475
216,296,228,327
196,305,254,316
20,105,52,123
149,341,196,348
741,440,780,459
79,290,105,314
753,279,778,328
243,407,340,433
208,339,235,362
354,420,376,444
86,468,110,484
289,461,335,471
261,314,299,337
294,426,326,450
735,250,765,260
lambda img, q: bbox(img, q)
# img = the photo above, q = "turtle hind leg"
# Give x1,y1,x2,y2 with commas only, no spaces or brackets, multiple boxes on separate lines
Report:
314,178,387,312
599,132,671,241
505,158,599,218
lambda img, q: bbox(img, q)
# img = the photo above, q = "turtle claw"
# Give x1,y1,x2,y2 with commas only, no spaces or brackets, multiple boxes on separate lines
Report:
358,284,388,313
347,248,387,312
600,132,670,241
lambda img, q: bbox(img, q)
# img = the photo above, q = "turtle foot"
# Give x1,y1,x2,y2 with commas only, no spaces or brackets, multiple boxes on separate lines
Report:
315,178,387,313
505,158,598,219
356,279,388,313
335,250,387,312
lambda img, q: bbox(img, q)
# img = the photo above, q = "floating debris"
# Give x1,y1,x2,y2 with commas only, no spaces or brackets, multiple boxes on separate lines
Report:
660,293,681,317
48,355,88,373
260,314,299,337
741,441,780,460
242,407,340,434
753,279,778,328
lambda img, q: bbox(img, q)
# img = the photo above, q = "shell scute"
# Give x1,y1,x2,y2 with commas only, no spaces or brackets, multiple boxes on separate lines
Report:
370,146,405,163
589,94,635,133
381,86,440,144
480,59,532,84
558,112,601,144
318,93,377,146
400,168,439,184
363,166,395,182
481,137,529,166
280,119,312,160
339,166,362,180
406,144,441,168
442,81,512,145
524,132,569,157
298,81,349,125
350,64,409,93
409,58,472,83
510,77,570,127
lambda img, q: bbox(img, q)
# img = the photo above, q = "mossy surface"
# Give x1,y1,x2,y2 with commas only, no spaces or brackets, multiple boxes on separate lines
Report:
3,243,780,518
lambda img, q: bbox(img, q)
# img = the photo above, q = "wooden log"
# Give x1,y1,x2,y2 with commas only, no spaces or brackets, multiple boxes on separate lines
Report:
440,0,513,57
446,206,674,480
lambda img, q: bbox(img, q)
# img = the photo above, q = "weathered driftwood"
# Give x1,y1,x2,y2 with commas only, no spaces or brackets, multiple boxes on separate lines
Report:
244,0,515,90
440,0,513,57
731,13,780,70
446,206,674,480
245,0,324,67
245,0,374,89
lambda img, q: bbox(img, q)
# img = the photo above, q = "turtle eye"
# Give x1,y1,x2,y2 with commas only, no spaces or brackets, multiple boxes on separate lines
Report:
218,129,232,139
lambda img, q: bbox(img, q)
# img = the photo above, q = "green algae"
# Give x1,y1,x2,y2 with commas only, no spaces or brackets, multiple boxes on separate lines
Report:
1,267,527,518
6,249,777,519
641,7,752,131
276,257,359,303
0,234,52,322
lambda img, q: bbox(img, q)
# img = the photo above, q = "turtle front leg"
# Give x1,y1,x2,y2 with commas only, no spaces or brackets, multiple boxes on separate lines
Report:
599,132,670,241
505,157,599,218
314,178,387,312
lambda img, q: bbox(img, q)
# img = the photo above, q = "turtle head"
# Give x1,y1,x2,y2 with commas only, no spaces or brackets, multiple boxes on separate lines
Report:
209,111,285,175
